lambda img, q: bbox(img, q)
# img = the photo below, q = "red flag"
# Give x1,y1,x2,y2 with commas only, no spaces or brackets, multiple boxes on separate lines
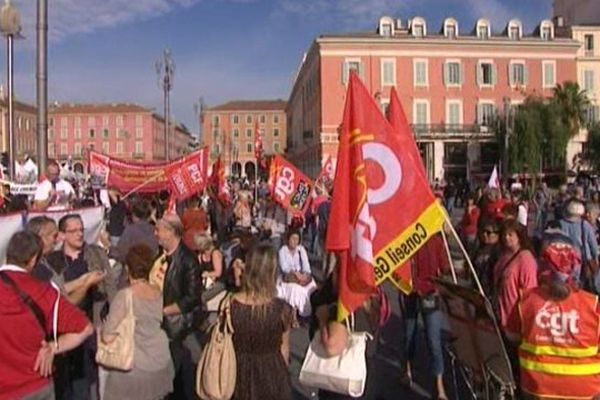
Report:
165,148,209,200
166,194,177,215
268,155,313,216
327,73,445,320
315,155,334,188
209,157,231,205
254,122,264,164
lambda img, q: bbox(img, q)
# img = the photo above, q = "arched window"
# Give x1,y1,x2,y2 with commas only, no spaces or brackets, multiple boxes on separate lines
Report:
378,16,394,37
476,19,491,40
444,18,459,39
411,17,427,38
507,19,523,40
540,20,554,40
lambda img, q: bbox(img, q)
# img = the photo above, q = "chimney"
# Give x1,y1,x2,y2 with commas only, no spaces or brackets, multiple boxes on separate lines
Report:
553,15,565,27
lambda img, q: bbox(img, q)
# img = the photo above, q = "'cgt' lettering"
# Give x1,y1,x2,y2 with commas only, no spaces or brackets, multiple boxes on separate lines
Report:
535,308,580,337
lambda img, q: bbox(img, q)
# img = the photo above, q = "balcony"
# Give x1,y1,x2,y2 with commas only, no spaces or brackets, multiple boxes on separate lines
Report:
409,124,496,141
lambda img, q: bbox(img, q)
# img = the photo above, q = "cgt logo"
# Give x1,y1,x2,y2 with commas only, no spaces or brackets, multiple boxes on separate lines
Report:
534,306,580,337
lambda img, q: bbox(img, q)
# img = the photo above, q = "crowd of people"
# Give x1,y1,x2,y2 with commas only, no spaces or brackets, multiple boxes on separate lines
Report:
1,158,600,399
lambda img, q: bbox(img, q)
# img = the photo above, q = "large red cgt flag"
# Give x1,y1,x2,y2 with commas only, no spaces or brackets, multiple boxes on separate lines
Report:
165,148,209,200
326,73,445,320
209,157,231,205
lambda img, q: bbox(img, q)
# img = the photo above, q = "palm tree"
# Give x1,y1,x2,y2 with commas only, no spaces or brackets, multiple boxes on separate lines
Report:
553,81,590,137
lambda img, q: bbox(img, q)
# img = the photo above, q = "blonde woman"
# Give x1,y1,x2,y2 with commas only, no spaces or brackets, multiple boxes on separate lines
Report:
234,191,253,230
230,243,294,400
194,233,226,304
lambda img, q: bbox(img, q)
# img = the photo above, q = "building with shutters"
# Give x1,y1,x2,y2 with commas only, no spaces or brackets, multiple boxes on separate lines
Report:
48,103,194,172
201,100,287,177
286,16,579,182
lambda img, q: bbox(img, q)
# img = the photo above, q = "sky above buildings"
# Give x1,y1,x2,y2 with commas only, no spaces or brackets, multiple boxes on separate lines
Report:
4,0,552,137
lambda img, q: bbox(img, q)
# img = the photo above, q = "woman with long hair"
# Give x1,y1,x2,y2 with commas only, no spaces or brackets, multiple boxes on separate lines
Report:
230,243,294,400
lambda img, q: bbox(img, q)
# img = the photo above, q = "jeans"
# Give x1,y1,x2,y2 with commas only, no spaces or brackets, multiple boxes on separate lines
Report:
401,294,445,377
169,332,202,400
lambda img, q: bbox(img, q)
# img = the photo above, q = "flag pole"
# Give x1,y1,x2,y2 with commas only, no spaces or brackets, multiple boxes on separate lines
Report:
254,158,258,203
440,228,458,284
441,207,485,296
121,171,164,199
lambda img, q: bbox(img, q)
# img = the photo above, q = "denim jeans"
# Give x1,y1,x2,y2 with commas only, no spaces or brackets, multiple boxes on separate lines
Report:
401,294,445,377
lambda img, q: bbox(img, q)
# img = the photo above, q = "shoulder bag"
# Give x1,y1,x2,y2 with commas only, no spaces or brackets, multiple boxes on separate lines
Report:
196,294,236,400
96,288,135,371
299,314,371,397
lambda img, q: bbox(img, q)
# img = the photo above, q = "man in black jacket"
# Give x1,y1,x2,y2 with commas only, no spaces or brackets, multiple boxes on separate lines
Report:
155,213,203,400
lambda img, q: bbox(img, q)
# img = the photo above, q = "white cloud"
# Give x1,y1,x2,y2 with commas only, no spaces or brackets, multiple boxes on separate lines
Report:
11,0,201,46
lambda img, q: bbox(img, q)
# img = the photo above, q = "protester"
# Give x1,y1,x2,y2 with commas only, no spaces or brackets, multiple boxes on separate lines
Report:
34,160,75,211
460,192,480,255
277,230,317,318
107,189,128,246
230,243,294,400
532,182,550,235
233,191,252,230
153,213,203,400
46,214,117,399
473,218,502,296
113,199,159,264
101,245,174,400
181,195,209,251
506,236,600,399
0,231,93,400
256,195,287,250
401,233,449,400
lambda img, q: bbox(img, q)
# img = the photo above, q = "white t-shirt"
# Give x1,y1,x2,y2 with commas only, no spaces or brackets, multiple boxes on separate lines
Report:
34,179,75,210
518,203,528,226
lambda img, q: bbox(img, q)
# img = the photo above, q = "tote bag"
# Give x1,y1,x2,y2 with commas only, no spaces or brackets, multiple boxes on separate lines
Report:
299,315,370,397
96,288,135,371
196,294,236,400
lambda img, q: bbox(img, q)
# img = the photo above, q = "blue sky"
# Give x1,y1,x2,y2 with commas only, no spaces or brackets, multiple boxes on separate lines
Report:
5,0,552,137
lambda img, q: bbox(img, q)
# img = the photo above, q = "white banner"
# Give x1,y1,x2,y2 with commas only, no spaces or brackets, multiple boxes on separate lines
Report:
0,206,105,262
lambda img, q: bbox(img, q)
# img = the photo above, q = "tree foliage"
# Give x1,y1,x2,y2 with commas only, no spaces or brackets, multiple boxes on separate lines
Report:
583,123,600,171
553,81,590,138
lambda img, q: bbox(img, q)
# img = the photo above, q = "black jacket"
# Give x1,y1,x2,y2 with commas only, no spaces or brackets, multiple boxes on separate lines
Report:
162,241,203,340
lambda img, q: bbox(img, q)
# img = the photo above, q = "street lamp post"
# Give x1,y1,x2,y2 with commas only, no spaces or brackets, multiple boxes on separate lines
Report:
37,0,48,174
0,0,21,179
155,49,175,161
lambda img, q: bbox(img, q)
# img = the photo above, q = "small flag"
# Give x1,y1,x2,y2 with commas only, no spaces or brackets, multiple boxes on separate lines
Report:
488,165,500,189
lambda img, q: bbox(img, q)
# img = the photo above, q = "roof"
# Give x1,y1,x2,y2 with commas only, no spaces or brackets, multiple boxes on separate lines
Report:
208,100,287,112
49,103,151,114
0,99,37,114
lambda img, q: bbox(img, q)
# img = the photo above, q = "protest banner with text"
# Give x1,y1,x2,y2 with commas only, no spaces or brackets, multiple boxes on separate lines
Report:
165,148,209,200
268,155,313,216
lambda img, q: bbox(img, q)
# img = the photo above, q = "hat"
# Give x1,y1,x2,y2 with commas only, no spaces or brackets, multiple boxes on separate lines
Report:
541,232,582,283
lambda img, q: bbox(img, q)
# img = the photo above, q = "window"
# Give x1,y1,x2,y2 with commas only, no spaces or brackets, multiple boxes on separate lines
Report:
116,142,124,154
413,100,430,128
508,20,522,40
509,26,520,40
48,143,55,156
411,17,426,37
444,61,463,86
233,128,239,138
74,142,81,156
232,114,239,124
541,26,552,40
584,70,595,92
102,142,110,154
477,19,490,39
89,144,95,151
246,143,253,153
274,142,281,152
103,128,110,139
260,115,266,124
381,59,396,86
74,128,82,140
273,115,280,124
342,60,363,84
273,128,280,137
16,117,22,130
60,143,67,155
246,115,252,124
213,144,220,154
116,115,124,126
135,115,143,126
61,127,68,139
510,62,528,86
585,34,595,56
212,128,219,139
444,19,458,39
135,141,143,154
48,128,54,139
446,101,462,128
414,60,428,87
380,23,392,37
478,103,496,126
88,116,95,126
49,117,54,127
380,99,390,116
89,128,95,139
136,127,143,138
212,115,220,127
585,105,600,125
246,128,252,137
102,116,109,126
61,117,68,127
477,62,496,86
543,61,556,88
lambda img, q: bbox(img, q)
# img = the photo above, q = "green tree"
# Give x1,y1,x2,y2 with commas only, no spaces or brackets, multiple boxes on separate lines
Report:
553,81,590,138
583,123,600,171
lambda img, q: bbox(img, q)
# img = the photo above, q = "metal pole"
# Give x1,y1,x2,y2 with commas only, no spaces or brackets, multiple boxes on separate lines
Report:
503,97,510,180
36,0,48,173
165,79,170,160
7,34,14,179
163,82,168,159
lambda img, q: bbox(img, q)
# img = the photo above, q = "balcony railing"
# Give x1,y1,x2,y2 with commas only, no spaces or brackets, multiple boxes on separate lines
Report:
409,123,496,139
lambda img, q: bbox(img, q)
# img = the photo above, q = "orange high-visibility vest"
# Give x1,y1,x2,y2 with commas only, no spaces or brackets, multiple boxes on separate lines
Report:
518,286,600,399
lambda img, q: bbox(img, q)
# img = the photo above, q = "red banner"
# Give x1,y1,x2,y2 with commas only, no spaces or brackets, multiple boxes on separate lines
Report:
315,155,335,189
89,149,207,194
208,157,231,205
254,122,264,162
268,155,313,216
326,73,445,321
165,149,209,200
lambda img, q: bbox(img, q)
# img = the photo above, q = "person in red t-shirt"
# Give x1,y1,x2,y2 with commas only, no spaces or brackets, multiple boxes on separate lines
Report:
460,192,481,255
484,188,510,222
0,231,93,400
